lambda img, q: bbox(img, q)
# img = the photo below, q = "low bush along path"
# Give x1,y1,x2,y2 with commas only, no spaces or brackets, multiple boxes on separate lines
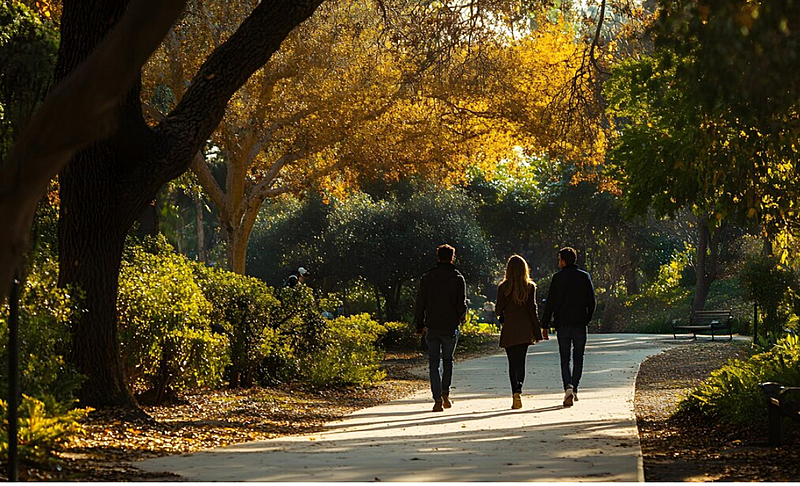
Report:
635,339,800,481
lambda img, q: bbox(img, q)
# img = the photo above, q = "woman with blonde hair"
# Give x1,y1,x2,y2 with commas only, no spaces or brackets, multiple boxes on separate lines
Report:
495,255,545,409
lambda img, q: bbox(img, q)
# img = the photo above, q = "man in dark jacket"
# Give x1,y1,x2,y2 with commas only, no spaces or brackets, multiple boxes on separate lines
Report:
414,244,467,412
541,247,596,407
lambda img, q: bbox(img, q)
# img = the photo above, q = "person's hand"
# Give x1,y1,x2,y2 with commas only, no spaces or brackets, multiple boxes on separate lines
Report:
542,327,549,340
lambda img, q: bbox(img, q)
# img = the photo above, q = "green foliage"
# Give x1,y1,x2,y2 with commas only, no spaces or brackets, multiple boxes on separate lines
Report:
118,239,229,397
0,255,83,406
379,321,418,348
739,255,798,335
459,309,499,351
677,333,800,430
0,395,87,465
192,264,282,387
299,314,386,387
0,0,58,159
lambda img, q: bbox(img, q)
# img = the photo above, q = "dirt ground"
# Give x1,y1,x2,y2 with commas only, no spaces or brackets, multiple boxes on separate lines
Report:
634,339,800,482
4,339,500,481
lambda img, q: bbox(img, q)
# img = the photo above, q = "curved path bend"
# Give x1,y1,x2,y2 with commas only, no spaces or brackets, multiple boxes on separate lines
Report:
138,333,671,481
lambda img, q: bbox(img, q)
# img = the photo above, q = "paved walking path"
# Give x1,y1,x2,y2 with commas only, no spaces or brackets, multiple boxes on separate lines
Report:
138,333,672,481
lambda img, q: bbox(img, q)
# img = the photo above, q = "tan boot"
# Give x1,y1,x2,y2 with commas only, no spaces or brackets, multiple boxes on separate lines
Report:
432,400,444,412
512,393,522,409
442,393,452,409
563,388,574,407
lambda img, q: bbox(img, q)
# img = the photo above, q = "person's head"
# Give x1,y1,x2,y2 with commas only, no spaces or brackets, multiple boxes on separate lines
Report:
502,254,534,305
297,267,308,281
437,244,455,263
558,247,577,268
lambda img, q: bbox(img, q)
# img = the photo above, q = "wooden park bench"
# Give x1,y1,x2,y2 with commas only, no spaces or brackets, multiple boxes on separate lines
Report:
672,309,733,340
759,382,800,446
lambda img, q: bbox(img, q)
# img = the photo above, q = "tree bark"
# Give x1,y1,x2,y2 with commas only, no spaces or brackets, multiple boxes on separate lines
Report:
55,0,325,407
691,214,721,313
194,192,206,262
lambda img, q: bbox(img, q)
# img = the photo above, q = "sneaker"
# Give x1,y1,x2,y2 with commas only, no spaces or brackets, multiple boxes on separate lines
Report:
512,393,522,409
432,400,444,412
563,388,574,407
442,393,452,409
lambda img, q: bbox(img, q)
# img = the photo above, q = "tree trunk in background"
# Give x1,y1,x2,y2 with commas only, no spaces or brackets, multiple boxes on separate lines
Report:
691,214,721,314
194,192,206,262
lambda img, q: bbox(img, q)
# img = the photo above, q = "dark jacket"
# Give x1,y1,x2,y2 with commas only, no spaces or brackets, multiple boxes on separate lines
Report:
496,281,543,348
541,264,596,328
414,262,467,336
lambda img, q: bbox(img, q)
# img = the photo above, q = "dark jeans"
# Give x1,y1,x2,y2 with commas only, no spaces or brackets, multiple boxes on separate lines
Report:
426,329,459,401
505,343,529,394
557,326,587,392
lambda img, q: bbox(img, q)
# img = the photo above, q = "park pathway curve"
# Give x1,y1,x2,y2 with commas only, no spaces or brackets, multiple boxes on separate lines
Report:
138,333,670,481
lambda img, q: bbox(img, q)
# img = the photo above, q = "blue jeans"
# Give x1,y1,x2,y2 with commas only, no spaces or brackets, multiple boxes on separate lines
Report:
557,326,587,392
426,329,459,401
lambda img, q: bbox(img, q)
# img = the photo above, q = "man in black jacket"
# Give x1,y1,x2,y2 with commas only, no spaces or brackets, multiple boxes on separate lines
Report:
541,247,596,407
414,244,467,412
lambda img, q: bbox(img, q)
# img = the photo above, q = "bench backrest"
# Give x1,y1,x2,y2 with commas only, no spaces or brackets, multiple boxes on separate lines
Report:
690,310,732,324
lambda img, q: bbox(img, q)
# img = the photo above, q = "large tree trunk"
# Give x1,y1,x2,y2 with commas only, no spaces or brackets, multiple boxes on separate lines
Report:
53,0,324,407
58,149,136,406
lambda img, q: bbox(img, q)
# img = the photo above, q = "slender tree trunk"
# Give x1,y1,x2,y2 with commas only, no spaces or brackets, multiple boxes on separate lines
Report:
691,215,720,313
194,192,206,262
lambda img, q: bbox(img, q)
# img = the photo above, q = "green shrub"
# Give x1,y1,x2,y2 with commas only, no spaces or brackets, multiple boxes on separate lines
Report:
459,309,499,351
677,333,800,430
0,255,83,406
740,256,798,335
118,242,228,400
192,264,283,387
300,314,386,387
0,395,87,465
379,321,418,348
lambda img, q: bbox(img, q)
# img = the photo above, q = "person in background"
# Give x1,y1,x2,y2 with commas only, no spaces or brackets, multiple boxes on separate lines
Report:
283,266,308,288
496,255,544,410
414,244,467,412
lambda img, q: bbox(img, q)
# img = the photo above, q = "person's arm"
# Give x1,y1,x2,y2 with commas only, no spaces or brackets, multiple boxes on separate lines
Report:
528,286,543,341
541,275,558,328
414,276,427,332
586,273,596,322
456,275,467,323
495,284,506,321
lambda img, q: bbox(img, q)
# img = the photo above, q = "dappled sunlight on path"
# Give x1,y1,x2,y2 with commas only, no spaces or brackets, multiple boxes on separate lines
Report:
138,334,670,481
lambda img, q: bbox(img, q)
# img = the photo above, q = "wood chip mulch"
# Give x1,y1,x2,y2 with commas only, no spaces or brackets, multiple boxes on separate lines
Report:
6,338,499,481
635,339,800,482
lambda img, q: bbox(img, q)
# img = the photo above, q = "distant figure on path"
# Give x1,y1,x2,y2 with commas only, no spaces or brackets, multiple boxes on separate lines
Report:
414,244,467,412
495,255,544,410
541,247,596,407
283,266,308,288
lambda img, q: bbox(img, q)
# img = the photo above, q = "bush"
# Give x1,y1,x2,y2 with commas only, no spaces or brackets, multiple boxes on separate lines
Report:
379,321,418,348
118,241,228,401
299,314,386,387
740,256,798,335
677,333,800,431
459,309,499,351
0,395,87,465
192,265,283,387
0,255,83,406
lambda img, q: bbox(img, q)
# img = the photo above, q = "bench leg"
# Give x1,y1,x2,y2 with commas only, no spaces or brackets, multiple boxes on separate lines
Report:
767,402,782,446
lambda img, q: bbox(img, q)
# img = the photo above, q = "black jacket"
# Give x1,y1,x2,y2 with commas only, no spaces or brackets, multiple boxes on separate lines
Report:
541,264,596,328
414,262,467,336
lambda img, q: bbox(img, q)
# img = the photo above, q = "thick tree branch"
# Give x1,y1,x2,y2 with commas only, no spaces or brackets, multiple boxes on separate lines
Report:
0,0,187,302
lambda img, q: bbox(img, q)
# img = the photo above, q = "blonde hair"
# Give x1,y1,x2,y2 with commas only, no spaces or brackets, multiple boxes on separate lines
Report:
500,255,535,306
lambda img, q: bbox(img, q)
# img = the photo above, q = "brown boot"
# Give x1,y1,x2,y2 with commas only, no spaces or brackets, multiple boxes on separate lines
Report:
512,393,522,409
442,393,452,409
432,400,444,412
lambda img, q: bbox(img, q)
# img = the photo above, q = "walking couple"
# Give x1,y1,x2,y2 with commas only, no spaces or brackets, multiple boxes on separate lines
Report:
414,244,596,411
